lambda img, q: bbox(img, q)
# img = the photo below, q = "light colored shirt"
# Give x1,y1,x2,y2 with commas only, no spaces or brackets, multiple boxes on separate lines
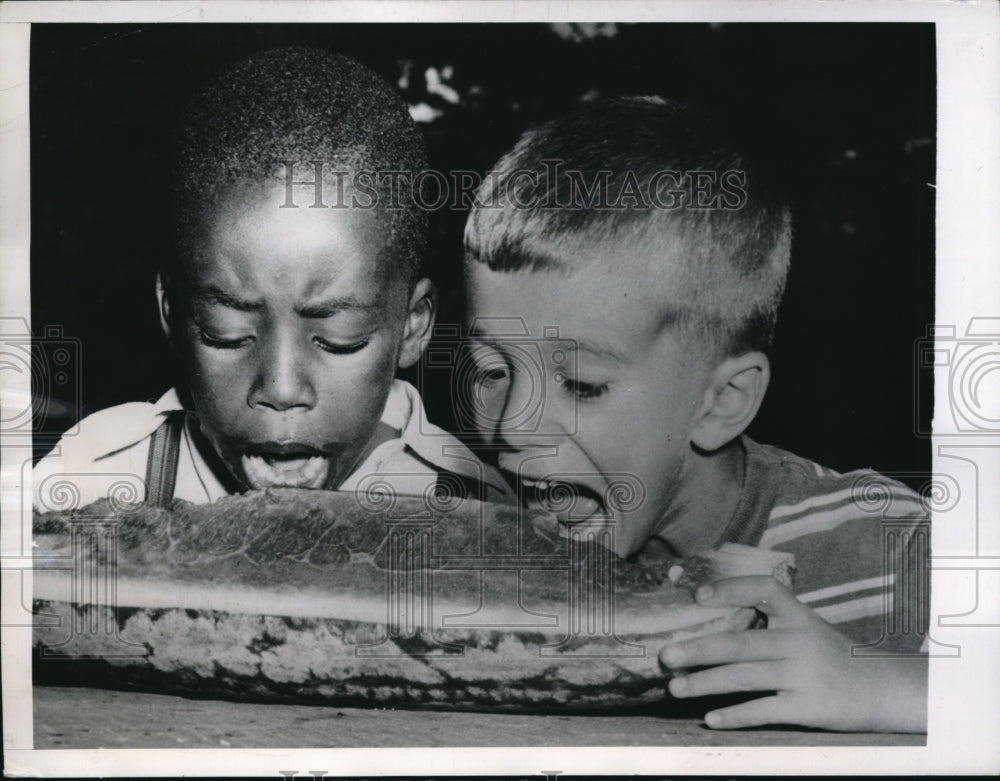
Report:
33,380,511,511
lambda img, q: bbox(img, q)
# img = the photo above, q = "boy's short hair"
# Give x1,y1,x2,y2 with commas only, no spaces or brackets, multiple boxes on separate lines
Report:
173,46,428,280
464,96,792,355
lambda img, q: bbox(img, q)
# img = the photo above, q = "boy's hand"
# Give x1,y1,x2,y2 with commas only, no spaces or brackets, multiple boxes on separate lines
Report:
659,575,927,733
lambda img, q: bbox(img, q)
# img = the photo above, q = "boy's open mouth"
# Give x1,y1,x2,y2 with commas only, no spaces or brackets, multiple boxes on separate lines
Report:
241,443,331,490
518,475,607,526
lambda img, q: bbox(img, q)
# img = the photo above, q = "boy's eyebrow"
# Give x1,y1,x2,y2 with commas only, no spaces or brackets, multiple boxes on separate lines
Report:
467,327,628,365
569,339,628,365
296,296,381,318
192,286,264,312
191,286,380,317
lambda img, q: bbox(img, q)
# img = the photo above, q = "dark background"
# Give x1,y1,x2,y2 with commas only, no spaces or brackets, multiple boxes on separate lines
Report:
30,23,935,483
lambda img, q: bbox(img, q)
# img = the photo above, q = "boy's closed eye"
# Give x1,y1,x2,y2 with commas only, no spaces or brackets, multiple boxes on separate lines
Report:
466,342,611,401
312,335,371,355
474,365,510,388
198,329,254,350
193,311,257,350
467,343,511,388
197,326,373,356
559,376,609,401
297,316,379,356
192,294,378,356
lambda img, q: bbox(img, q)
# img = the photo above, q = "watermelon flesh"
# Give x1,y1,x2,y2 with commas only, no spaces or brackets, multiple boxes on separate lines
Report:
33,488,793,711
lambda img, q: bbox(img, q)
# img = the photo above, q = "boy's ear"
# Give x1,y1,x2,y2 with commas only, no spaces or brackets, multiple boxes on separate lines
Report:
690,351,770,452
397,277,436,369
155,273,173,344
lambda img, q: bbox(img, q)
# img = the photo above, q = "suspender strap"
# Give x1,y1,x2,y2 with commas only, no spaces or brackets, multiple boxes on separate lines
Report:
144,411,185,508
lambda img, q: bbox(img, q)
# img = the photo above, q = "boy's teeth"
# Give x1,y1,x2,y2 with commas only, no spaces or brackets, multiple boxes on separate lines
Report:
516,472,608,525
241,454,330,489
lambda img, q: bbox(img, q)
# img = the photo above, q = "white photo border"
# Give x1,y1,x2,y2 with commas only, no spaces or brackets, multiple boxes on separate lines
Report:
2,0,998,776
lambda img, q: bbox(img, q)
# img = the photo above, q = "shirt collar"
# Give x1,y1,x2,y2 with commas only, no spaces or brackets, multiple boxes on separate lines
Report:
152,388,184,416
386,380,510,496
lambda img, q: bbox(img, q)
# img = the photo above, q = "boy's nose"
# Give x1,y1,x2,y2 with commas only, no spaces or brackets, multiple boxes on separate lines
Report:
248,342,317,412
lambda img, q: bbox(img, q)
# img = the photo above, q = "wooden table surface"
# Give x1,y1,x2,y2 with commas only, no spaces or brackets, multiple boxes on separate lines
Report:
34,685,924,749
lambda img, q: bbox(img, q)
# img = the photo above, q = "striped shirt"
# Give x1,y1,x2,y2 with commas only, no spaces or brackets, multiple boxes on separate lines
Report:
717,437,930,654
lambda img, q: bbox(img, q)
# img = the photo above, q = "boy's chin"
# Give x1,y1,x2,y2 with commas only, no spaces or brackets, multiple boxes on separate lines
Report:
239,454,332,490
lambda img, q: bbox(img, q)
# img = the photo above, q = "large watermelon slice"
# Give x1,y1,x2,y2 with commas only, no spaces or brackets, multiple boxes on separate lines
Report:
32,488,793,711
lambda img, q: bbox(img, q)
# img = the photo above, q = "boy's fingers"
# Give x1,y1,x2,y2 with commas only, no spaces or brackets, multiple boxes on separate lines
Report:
667,660,787,699
659,629,787,670
703,694,790,730
695,575,808,626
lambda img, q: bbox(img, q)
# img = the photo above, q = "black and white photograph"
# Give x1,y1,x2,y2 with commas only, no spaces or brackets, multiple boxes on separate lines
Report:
1,1,998,776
